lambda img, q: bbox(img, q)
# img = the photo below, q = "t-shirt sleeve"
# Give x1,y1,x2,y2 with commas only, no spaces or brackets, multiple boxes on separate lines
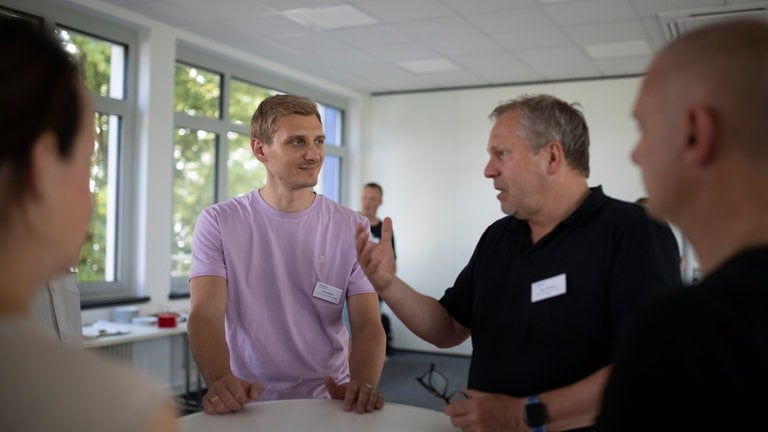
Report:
189,206,227,280
607,212,683,337
439,227,493,328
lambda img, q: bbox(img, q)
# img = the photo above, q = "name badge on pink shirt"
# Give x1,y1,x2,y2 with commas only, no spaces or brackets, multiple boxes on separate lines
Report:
313,282,343,304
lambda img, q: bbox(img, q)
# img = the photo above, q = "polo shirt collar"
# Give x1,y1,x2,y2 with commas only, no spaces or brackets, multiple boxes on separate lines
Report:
560,185,606,228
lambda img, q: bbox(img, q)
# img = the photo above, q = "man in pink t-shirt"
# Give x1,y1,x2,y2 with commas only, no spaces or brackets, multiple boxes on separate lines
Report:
188,94,386,415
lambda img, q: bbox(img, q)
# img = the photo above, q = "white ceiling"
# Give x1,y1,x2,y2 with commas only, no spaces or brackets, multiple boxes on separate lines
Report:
86,0,766,94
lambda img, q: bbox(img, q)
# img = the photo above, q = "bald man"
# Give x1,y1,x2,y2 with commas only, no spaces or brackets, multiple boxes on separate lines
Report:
598,20,768,431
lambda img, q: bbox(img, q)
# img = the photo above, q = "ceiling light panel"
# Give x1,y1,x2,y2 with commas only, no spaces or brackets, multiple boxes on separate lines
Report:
284,5,378,30
398,58,460,73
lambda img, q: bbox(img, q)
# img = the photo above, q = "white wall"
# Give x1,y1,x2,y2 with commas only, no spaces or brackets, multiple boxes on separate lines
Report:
365,77,644,355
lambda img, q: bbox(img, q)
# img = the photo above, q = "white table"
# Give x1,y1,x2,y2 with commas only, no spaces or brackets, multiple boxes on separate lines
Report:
82,321,188,348
179,399,454,432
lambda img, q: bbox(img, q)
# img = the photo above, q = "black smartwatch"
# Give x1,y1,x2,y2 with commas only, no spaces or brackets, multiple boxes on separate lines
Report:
523,394,547,431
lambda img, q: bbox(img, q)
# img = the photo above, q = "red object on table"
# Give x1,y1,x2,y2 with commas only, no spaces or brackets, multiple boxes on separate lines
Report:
157,313,177,328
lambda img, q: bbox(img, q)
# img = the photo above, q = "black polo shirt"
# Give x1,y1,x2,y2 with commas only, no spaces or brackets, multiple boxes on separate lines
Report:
439,186,682,396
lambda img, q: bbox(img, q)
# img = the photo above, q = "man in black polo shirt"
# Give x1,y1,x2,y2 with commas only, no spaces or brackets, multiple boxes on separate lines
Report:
355,94,682,431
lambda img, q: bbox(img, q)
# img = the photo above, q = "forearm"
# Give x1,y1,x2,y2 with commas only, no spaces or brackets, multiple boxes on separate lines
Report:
348,320,386,387
541,365,612,431
381,276,469,348
187,311,232,387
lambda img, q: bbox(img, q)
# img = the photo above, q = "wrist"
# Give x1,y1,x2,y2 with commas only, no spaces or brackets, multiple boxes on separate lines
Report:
523,394,548,432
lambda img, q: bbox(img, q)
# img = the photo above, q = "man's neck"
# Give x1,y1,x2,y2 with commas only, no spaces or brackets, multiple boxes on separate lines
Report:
528,179,590,244
259,184,316,213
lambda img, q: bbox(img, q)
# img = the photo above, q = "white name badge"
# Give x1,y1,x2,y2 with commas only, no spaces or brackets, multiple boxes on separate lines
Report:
531,273,567,303
313,282,343,304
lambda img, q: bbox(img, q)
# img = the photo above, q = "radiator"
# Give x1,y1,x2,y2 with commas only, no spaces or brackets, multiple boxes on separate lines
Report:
88,342,133,364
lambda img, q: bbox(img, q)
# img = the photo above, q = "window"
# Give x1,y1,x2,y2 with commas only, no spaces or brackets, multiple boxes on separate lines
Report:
58,28,124,285
170,50,348,296
3,2,138,303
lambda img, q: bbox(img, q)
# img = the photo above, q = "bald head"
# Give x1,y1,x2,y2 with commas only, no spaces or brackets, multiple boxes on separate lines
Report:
649,20,768,160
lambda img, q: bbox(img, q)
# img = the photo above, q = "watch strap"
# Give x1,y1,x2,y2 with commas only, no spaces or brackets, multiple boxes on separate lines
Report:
524,395,547,432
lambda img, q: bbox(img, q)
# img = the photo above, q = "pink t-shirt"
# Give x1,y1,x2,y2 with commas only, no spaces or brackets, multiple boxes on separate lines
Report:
190,191,374,400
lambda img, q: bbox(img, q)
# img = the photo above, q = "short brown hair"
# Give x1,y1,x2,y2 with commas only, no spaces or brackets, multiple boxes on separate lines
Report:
250,94,321,144
490,94,590,177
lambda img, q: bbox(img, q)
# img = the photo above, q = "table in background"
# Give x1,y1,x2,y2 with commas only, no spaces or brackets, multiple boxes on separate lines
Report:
82,321,204,413
179,398,453,432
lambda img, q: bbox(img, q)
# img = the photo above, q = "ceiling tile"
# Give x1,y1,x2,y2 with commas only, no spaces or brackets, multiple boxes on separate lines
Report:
639,16,670,50
270,33,352,54
440,0,534,14
583,39,650,58
398,58,460,73
223,13,310,39
543,0,638,26
516,45,602,79
452,53,543,82
117,0,201,25
255,0,345,13
283,4,378,30
366,43,440,62
564,19,646,44
492,29,572,50
394,16,485,42
426,35,504,56
627,0,724,18
466,7,558,34
66,0,744,93
354,0,455,22
422,69,488,88
329,25,412,48
170,0,271,21
592,55,651,75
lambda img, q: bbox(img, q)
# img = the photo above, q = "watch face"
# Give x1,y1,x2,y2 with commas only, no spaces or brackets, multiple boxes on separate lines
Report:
525,402,547,427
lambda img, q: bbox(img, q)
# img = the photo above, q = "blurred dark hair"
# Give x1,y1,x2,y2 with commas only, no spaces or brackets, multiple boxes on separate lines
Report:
0,18,82,219
364,182,383,196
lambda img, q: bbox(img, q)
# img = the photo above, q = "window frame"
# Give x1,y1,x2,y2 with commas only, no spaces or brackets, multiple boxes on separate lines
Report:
2,0,140,304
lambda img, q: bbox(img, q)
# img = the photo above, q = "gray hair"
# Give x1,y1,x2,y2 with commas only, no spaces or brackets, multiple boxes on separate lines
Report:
490,94,590,177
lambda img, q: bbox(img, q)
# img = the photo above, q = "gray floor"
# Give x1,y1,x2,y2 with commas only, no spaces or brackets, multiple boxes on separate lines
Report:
378,349,471,412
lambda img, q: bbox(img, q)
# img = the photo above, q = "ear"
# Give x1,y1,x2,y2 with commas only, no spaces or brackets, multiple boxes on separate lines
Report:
28,131,60,202
251,138,268,163
684,104,717,167
543,141,564,175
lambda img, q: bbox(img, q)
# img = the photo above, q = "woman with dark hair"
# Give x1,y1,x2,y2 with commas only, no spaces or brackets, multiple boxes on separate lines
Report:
0,19,178,431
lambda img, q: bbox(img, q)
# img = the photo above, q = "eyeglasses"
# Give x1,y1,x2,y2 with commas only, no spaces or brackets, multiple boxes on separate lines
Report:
415,362,467,404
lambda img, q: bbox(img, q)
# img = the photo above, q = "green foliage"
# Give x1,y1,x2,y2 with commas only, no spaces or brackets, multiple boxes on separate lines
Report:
174,64,220,118
229,78,274,125
171,128,216,277
57,29,115,283
227,133,267,199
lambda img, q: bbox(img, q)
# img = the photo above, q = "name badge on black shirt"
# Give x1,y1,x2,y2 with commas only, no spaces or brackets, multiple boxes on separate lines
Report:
531,273,566,303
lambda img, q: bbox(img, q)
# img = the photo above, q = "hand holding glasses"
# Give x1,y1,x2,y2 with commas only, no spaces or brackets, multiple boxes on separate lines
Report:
415,362,468,404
